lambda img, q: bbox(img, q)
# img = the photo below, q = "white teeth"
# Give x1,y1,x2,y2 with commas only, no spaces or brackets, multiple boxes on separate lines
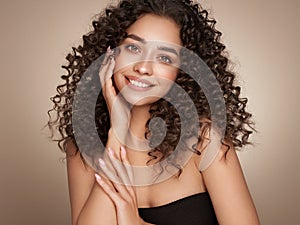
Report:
129,79,151,88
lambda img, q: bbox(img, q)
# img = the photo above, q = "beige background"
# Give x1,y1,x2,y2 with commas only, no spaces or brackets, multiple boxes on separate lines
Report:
0,0,299,224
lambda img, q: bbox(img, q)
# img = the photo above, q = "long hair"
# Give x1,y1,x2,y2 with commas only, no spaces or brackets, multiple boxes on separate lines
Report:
48,0,254,168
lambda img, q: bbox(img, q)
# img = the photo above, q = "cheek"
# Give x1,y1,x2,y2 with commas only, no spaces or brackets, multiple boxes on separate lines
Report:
114,57,123,73
167,71,178,82
112,73,123,92
114,51,139,72
157,67,178,82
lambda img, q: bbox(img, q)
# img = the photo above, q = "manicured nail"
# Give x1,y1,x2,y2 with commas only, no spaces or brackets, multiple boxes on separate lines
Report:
121,146,126,158
107,46,111,52
108,147,114,157
99,158,106,167
95,174,103,184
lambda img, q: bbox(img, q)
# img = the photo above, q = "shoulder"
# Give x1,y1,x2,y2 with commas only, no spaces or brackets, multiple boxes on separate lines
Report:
191,121,236,171
65,139,97,224
65,138,79,157
65,138,94,174
192,137,239,172
196,140,260,224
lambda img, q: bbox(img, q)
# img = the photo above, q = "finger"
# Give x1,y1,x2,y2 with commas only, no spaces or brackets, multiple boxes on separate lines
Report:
99,157,121,185
99,147,137,205
98,157,130,202
99,154,135,206
100,152,130,196
104,57,116,98
103,48,115,86
120,146,137,205
107,148,132,188
120,146,134,185
95,173,126,205
99,47,111,87
105,148,135,203
99,58,114,94
99,47,114,92
100,58,117,113
95,170,116,191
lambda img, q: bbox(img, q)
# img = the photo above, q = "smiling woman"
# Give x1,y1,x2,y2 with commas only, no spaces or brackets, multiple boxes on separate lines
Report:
113,14,181,106
47,0,260,225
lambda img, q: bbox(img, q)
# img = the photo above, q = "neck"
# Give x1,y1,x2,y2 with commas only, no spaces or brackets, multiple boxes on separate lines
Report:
125,104,157,166
129,104,151,139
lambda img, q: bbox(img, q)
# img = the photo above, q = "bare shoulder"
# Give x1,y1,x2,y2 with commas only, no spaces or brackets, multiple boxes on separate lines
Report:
65,139,96,224
201,139,244,178
65,140,95,191
207,140,237,164
66,139,95,194
191,125,241,169
65,139,118,225
197,140,260,225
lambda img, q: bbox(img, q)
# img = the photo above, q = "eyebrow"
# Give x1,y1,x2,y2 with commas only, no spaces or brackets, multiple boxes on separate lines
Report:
126,34,146,44
157,46,179,56
126,33,179,56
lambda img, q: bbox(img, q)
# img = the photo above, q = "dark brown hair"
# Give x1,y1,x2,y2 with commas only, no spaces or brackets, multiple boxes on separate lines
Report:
48,0,254,168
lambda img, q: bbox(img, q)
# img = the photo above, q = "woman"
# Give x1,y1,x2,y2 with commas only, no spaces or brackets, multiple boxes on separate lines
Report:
48,0,260,224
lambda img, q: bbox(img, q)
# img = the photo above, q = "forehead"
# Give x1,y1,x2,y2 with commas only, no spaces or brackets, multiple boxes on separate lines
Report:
126,14,182,46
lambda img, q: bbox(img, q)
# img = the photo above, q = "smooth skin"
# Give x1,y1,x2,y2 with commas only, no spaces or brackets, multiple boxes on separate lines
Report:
67,14,260,225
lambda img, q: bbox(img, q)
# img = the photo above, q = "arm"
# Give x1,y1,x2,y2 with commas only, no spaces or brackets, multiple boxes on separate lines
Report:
66,140,118,225
68,48,152,225
94,146,155,225
66,48,122,225
75,128,123,225
67,140,152,225
200,143,260,225
66,141,95,225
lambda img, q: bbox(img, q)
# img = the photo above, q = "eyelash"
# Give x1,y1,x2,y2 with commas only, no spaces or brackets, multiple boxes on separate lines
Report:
158,55,173,64
125,44,140,53
124,44,173,64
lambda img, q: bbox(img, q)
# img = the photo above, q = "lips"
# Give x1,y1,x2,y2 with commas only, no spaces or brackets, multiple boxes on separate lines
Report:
125,75,155,89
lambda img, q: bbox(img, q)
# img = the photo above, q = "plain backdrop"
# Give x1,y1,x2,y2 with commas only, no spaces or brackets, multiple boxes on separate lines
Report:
0,0,299,224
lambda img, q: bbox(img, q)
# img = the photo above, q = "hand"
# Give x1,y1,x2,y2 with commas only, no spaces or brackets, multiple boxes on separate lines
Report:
95,146,152,225
99,47,131,144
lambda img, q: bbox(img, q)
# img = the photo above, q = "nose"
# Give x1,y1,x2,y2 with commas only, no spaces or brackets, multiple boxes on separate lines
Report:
133,61,153,76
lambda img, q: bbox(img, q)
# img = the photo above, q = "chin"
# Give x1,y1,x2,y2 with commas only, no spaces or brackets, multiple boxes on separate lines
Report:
123,94,160,106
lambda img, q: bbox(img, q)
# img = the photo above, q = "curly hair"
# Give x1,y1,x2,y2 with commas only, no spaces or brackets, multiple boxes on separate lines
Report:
48,0,254,169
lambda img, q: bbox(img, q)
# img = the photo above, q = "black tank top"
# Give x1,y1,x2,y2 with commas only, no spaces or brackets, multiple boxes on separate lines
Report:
138,192,219,225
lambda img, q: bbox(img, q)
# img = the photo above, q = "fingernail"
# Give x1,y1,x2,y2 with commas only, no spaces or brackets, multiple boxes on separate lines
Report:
107,46,111,52
95,174,103,184
108,147,114,157
99,158,106,167
121,146,126,157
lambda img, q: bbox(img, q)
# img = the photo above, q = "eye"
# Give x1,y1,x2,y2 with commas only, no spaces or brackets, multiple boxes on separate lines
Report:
158,55,173,64
125,44,141,53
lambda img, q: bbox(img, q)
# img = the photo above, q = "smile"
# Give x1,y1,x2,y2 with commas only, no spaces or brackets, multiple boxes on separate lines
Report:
128,79,152,88
125,76,155,90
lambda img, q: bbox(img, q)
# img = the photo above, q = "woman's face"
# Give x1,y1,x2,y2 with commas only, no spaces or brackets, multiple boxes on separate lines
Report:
113,13,182,106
